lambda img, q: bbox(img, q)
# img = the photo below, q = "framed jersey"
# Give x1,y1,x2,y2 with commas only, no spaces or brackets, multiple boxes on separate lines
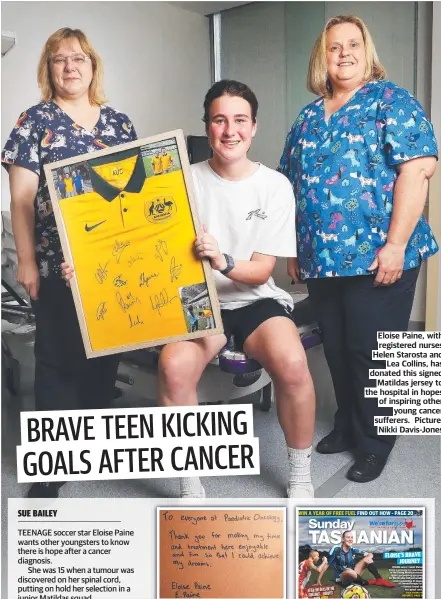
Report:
44,130,222,358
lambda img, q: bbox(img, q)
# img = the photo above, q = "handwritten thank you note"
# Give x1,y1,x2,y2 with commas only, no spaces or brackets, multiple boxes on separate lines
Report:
158,508,285,598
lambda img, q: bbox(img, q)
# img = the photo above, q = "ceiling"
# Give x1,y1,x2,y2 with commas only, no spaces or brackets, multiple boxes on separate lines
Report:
167,1,251,16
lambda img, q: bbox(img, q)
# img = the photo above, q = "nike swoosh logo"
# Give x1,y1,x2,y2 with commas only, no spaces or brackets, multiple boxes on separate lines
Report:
85,220,106,232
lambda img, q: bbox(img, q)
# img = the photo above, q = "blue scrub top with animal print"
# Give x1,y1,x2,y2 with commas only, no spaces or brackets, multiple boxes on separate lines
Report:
278,80,438,279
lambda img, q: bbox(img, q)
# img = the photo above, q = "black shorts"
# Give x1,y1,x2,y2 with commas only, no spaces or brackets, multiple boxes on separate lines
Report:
221,298,293,351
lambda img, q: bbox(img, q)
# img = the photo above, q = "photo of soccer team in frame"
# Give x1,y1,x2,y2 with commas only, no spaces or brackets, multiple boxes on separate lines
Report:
142,138,181,178
52,138,183,201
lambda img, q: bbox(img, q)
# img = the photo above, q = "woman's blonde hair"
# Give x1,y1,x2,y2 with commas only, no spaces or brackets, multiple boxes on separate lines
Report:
37,27,107,105
307,15,386,97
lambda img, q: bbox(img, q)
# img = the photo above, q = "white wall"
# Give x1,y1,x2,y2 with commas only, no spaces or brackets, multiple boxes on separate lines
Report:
1,1,211,209
168,1,250,16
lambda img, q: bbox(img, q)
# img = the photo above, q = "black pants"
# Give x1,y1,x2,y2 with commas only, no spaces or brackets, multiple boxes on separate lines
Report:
307,268,420,457
32,278,119,412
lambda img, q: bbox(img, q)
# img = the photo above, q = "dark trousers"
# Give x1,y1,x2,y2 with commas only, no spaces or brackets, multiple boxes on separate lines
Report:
32,278,119,412
307,268,420,457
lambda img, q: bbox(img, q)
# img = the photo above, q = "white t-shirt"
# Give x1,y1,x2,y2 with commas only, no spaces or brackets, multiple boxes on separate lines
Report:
191,160,296,310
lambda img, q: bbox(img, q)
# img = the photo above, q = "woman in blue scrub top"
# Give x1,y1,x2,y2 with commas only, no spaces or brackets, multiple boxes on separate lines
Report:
279,14,438,483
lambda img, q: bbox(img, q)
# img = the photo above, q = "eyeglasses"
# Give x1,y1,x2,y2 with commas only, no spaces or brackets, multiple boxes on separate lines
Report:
50,53,90,66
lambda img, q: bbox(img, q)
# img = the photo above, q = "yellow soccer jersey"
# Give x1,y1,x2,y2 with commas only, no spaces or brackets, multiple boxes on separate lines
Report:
161,153,173,170
59,147,206,351
200,309,213,317
65,177,73,192
151,155,163,174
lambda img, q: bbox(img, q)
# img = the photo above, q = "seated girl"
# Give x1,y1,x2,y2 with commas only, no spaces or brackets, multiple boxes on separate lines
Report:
63,80,316,498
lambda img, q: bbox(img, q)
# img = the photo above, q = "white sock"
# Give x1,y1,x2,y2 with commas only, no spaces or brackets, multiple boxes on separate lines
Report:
287,446,314,498
180,477,205,498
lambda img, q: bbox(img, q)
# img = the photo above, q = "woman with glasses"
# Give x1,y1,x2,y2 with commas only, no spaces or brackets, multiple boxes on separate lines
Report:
2,28,137,499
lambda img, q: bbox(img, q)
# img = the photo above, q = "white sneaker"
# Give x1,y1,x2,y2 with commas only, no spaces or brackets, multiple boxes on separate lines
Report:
287,483,314,499
180,483,206,499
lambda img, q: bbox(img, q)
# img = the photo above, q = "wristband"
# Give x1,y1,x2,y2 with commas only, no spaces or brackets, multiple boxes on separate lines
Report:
220,253,235,276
